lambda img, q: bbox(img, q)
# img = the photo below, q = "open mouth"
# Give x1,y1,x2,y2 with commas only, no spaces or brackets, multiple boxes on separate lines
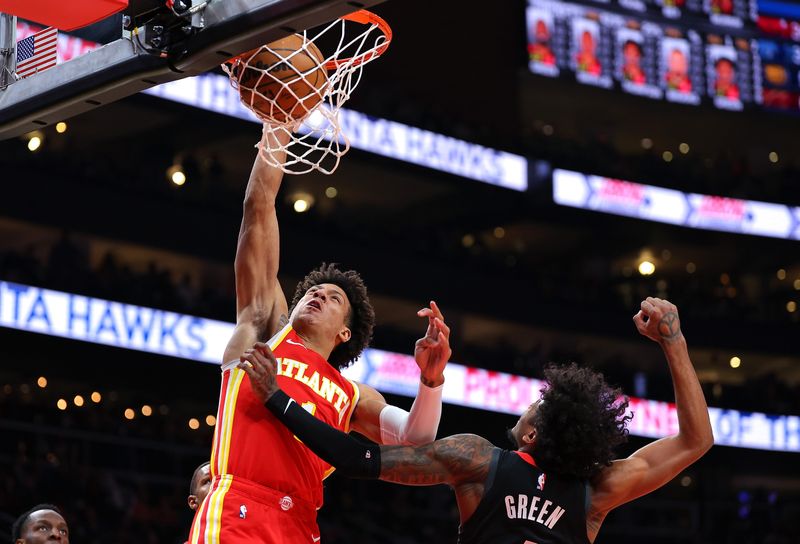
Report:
307,299,322,311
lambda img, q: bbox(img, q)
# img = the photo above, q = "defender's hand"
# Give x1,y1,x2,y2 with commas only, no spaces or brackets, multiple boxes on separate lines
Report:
238,342,280,403
414,301,451,388
633,297,683,345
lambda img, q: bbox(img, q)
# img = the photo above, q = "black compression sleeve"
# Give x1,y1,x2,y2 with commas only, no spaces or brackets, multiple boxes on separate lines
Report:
265,390,381,479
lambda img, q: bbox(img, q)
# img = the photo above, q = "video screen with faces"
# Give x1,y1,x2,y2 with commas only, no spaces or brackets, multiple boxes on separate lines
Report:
524,0,774,112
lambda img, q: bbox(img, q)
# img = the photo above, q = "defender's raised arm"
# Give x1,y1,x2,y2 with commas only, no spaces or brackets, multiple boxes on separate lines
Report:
588,298,713,539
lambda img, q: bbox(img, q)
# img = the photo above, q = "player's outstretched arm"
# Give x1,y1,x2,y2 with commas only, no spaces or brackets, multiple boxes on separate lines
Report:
588,298,713,530
349,301,451,445
223,126,292,364
238,342,493,488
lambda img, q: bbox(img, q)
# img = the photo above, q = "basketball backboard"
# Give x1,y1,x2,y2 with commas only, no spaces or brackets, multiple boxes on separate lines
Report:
0,0,385,141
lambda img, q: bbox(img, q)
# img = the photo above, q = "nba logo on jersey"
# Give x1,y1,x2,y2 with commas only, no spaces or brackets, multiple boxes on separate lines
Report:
280,496,294,511
537,473,546,491
239,505,247,519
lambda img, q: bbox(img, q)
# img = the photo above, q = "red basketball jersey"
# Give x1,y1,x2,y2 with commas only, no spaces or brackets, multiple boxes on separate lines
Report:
208,324,360,508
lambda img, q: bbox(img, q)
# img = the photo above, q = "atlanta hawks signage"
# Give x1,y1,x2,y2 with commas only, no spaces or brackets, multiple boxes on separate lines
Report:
0,280,797,453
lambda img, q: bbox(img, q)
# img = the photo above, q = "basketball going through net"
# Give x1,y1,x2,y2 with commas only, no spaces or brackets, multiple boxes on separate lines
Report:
223,10,391,175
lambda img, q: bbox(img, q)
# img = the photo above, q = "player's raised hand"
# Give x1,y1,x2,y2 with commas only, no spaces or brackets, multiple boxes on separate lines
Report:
414,301,451,388
633,297,683,345
238,342,280,403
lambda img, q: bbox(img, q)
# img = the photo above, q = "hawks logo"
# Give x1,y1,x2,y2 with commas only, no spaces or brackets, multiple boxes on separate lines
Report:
537,473,546,491
280,496,294,511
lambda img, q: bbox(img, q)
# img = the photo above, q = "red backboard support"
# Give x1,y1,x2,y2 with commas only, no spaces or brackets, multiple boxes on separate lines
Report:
0,0,128,31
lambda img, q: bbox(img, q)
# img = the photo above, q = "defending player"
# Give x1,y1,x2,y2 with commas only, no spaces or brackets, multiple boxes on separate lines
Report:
242,297,713,543
188,125,451,543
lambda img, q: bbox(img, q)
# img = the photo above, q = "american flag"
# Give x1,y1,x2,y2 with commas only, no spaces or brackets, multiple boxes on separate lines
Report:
16,26,58,79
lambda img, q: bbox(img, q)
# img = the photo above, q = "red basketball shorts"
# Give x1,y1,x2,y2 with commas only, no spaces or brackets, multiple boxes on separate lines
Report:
188,475,321,544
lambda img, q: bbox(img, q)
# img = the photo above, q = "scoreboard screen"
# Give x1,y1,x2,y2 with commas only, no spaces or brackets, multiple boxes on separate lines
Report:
525,0,800,113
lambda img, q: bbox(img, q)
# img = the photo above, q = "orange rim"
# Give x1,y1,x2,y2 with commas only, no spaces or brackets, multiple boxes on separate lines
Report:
224,9,391,71
323,9,392,70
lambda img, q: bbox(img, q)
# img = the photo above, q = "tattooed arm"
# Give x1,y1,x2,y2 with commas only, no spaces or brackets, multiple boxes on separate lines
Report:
379,434,494,522
587,298,713,537
240,345,494,523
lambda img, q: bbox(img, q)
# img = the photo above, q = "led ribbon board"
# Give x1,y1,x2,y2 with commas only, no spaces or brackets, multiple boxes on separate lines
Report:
0,280,797,452
13,22,528,192
553,168,800,240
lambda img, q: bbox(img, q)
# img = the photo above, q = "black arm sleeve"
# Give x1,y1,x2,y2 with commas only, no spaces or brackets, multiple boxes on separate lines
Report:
265,390,381,479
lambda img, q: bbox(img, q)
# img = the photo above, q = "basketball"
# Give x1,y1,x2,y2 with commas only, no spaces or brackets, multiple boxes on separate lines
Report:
236,34,328,124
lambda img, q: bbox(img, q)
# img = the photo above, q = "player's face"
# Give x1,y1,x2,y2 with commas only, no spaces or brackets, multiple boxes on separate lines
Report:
18,510,69,543
535,20,549,42
292,283,352,344
624,42,641,64
188,463,212,511
717,60,735,83
581,31,595,55
668,49,687,74
509,400,541,449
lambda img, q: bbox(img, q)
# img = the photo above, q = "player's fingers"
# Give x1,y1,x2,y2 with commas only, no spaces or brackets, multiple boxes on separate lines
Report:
237,362,255,378
430,301,444,321
640,299,655,315
417,308,433,318
242,352,262,372
633,311,647,331
434,317,450,338
254,342,279,363
252,349,277,374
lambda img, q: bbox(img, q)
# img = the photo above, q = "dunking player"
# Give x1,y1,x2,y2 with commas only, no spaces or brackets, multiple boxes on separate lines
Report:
243,297,713,543
188,126,450,543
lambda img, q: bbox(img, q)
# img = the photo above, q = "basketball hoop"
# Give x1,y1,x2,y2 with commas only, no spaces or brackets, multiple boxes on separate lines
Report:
222,10,392,175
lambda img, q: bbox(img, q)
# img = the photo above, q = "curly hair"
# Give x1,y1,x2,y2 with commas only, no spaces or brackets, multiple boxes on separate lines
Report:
530,363,632,480
12,503,63,539
290,263,375,369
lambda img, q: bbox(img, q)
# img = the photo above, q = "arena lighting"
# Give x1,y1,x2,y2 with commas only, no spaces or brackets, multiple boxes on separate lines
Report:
141,405,153,416
638,260,656,276
325,187,338,198
794,279,800,290
55,122,67,134
37,376,47,388
1,281,799,452
787,301,797,313
662,151,673,162
189,418,200,430
686,262,696,274
56,399,67,410
462,234,475,248
291,193,314,213
26,132,42,152
679,143,690,154
769,151,779,163
206,415,216,426
641,138,653,149
124,408,135,420
730,356,742,369
167,164,186,186
493,227,506,239
777,269,786,280
73,395,84,407
91,391,102,403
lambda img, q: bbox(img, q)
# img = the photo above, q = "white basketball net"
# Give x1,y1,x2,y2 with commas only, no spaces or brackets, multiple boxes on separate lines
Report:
222,10,391,175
